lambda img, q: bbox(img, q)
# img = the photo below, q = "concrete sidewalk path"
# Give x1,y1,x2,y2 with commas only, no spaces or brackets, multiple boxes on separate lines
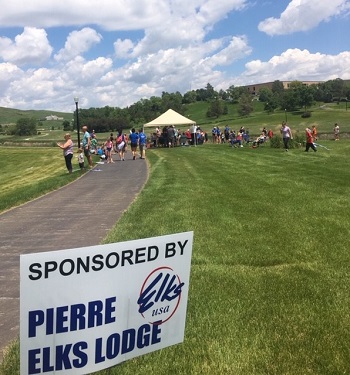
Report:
0,155,148,361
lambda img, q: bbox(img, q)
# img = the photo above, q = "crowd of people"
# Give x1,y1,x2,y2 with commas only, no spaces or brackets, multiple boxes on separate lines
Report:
56,122,342,173
149,125,209,147
56,126,147,173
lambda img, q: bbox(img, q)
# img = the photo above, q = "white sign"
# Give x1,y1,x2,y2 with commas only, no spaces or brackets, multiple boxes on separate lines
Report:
20,231,193,374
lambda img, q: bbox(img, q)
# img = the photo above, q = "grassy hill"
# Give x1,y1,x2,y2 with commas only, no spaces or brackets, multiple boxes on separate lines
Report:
0,106,73,125
185,100,350,136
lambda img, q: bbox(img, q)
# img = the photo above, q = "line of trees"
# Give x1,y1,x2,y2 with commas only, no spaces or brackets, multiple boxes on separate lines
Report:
74,78,350,133
7,78,350,137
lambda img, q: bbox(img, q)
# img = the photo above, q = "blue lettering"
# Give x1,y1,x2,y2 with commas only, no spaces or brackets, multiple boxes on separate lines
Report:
105,297,116,324
137,273,162,313
28,310,44,338
56,306,69,333
151,322,162,344
138,272,184,314
94,324,161,363
28,342,88,373
55,344,72,371
121,329,135,354
46,308,54,335
88,300,103,328
161,276,183,302
106,333,121,359
95,338,105,364
72,342,88,368
137,324,150,348
28,348,40,374
70,303,86,331
155,273,170,302
42,347,54,372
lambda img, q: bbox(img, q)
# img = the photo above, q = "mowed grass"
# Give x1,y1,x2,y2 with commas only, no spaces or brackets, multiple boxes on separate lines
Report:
0,147,85,213
1,140,350,374
102,140,350,374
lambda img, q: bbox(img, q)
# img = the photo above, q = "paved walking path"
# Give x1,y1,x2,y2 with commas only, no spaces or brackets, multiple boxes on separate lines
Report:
0,155,148,361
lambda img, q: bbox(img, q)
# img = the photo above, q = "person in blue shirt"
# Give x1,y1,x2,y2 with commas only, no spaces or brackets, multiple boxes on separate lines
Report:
129,128,139,160
138,128,147,159
82,125,93,168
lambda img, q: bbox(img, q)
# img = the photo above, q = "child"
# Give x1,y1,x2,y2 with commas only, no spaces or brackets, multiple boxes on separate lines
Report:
77,148,85,170
104,136,114,163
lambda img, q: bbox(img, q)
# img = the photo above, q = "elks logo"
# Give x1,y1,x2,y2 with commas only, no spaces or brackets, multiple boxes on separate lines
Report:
137,266,184,324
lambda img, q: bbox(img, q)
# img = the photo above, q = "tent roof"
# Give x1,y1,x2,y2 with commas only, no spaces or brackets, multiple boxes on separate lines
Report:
144,109,196,127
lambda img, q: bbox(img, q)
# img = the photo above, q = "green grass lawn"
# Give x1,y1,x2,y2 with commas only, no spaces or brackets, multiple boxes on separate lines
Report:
1,140,350,374
185,101,350,136
102,140,350,374
0,147,88,213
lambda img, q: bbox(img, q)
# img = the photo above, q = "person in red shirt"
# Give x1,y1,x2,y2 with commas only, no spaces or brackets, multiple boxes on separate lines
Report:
305,127,317,152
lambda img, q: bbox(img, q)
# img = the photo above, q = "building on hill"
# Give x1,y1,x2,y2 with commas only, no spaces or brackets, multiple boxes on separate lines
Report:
243,80,323,96
45,115,64,121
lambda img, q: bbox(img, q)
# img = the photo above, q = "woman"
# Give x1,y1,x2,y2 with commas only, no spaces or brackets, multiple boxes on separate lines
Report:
280,121,292,151
57,133,74,173
116,131,126,161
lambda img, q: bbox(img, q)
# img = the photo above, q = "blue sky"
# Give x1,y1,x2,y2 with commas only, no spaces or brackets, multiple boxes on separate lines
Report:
0,0,349,112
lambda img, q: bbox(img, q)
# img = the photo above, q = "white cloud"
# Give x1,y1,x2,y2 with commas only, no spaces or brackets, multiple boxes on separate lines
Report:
201,36,252,68
258,0,350,36
0,1,349,111
0,1,170,30
234,48,350,85
54,28,102,62
114,39,134,59
0,0,247,31
0,27,52,66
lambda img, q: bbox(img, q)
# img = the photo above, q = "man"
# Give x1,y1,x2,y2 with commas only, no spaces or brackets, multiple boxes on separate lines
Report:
190,123,197,145
82,125,93,168
139,128,147,159
129,128,139,160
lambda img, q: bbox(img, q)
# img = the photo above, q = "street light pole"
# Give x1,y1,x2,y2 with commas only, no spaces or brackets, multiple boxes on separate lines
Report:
284,109,287,122
74,97,80,148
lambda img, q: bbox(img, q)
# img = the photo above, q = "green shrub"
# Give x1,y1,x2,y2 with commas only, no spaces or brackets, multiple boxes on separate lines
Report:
301,111,311,118
270,134,304,149
269,135,283,148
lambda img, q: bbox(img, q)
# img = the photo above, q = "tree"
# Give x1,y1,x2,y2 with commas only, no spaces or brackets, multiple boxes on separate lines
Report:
205,83,217,100
271,80,285,95
15,117,37,136
258,87,273,103
264,97,279,114
218,89,228,101
182,90,197,104
237,94,253,117
226,85,246,103
196,83,217,101
280,89,299,112
298,85,314,111
62,120,71,131
206,99,223,118
161,91,183,113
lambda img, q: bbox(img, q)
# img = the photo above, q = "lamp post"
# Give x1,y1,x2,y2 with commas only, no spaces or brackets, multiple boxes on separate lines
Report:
74,97,80,148
284,108,287,122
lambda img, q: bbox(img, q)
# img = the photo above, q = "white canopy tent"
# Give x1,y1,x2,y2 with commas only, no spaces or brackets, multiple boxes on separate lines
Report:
144,109,196,127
